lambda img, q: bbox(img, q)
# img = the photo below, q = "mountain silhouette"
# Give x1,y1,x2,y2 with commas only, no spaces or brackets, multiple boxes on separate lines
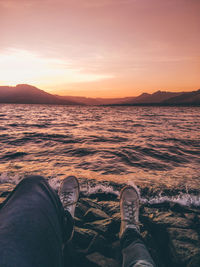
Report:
0,84,199,106
57,95,135,105
0,84,80,105
112,90,200,106
163,89,200,105
118,91,183,104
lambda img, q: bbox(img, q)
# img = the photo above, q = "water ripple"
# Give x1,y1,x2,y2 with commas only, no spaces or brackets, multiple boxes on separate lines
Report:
0,104,199,190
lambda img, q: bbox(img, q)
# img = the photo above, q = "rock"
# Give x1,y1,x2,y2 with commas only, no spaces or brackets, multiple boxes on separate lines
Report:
75,202,88,219
167,227,200,266
184,213,196,221
84,208,110,222
0,183,14,197
86,252,120,267
149,211,192,229
193,215,200,233
0,197,6,205
80,198,102,210
99,201,120,215
92,193,118,201
73,227,98,249
72,227,106,254
187,254,200,267
109,213,121,238
148,201,171,210
140,206,160,219
85,219,112,236
87,234,107,254
111,212,121,224
140,230,163,267
74,217,84,227
109,240,121,261
171,203,200,215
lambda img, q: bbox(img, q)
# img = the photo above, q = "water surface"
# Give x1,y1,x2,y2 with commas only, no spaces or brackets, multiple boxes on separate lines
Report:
0,104,199,191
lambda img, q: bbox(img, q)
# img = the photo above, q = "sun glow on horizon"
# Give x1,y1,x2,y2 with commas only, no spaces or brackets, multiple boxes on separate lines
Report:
0,49,113,88
0,0,199,97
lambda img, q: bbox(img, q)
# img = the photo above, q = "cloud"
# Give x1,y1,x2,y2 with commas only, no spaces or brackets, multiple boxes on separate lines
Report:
0,48,113,86
0,0,54,9
0,0,136,9
79,0,136,8
0,0,31,8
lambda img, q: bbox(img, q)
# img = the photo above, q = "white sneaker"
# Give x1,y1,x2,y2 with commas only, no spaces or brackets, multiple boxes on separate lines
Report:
59,176,79,218
119,185,140,238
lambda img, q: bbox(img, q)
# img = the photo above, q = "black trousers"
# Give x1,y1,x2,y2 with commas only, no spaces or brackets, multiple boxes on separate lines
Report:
121,228,155,267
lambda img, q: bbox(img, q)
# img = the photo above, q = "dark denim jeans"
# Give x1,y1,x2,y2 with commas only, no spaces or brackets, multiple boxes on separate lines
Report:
0,176,73,267
120,228,156,267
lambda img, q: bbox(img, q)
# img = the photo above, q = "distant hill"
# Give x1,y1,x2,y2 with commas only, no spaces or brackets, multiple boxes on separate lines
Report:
0,84,80,105
55,95,102,105
163,89,200,105
0,84,199,106
112,90,200,106
118,91,183,105
56,95,135,105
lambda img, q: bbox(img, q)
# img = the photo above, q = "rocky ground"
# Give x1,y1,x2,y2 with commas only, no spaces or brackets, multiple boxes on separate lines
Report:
0,181,200,267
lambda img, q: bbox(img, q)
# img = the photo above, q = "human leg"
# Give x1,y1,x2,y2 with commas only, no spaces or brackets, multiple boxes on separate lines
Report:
0,175,74,267
119,186,155,267
120,228,155,267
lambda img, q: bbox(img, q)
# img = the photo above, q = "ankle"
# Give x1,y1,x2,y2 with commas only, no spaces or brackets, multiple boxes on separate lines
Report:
120,227,142,248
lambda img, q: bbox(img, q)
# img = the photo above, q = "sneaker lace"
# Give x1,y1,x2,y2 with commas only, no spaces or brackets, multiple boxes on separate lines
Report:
123,200,138,225
60,191,74,206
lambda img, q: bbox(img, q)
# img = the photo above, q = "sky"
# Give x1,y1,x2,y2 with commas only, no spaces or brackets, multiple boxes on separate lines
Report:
0,0,200,97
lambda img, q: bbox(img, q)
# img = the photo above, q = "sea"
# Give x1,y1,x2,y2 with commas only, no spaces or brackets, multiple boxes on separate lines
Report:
0,104,200,206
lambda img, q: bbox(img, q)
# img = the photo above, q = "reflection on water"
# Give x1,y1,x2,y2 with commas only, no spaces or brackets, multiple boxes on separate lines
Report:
0,104,199,190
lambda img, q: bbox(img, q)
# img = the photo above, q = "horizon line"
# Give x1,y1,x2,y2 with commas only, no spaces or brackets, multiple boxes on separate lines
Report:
0,83,199,99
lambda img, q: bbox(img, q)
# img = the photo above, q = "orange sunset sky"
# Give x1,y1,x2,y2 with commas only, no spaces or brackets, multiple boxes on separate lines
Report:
0,0,200,97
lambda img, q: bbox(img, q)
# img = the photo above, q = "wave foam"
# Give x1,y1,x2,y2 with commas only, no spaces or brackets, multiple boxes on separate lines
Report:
141,193,200,208
81,183,119,197
0,174,199,208
0,173,22,185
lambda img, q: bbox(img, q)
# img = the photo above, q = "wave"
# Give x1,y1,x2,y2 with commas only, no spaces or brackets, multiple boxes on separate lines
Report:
0,173,22,185
66,148,96,157
79,180,200,208
0,105,199,191
1,174,199,208
141,193,200,208
1,152,28,160
5,133,80,146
